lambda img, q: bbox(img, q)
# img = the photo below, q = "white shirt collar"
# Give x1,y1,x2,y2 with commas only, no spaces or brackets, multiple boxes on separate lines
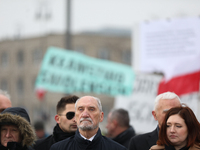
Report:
80,133,96,141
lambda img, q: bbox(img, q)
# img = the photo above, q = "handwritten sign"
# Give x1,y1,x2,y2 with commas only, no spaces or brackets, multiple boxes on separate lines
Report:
35,47,135,96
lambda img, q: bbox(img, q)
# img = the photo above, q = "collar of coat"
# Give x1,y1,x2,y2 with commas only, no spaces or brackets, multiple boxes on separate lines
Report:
74,128,102,148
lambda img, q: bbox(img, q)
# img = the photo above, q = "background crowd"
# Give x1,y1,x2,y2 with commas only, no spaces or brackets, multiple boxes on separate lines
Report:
0,89,199,150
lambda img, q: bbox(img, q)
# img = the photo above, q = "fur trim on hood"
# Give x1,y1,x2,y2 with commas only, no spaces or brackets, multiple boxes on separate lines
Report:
0,107,36,147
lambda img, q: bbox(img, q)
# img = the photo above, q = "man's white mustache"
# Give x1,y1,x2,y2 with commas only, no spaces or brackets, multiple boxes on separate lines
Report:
80,117,92,123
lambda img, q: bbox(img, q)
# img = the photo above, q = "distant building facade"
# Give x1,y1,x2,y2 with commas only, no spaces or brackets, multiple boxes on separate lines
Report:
0,30,131,133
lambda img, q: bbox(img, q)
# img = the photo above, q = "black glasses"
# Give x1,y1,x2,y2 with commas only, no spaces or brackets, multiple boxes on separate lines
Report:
59,112,75,120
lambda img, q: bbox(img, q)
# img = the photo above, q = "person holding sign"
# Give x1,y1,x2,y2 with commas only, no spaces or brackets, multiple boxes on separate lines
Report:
129,92,181,150
50,96,126,150
150,105,200,150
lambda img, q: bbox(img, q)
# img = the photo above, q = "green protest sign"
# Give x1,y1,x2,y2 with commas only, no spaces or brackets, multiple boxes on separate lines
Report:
35,47,135,96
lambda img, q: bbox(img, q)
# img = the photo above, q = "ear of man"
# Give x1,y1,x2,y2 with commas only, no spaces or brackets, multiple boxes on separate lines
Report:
55,115,60,123
152,111,158,121
99,111,104,122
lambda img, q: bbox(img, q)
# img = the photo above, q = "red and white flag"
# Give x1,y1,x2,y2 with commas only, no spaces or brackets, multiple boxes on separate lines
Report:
158,70,200,96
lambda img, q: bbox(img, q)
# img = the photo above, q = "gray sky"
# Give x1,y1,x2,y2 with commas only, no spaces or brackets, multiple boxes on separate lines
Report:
1,0,200,40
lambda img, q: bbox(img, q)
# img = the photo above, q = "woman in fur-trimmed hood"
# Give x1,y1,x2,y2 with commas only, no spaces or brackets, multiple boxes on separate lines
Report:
0,107,36,150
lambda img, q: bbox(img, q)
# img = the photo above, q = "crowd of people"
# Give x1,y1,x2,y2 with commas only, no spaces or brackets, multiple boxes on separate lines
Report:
0,89,200,150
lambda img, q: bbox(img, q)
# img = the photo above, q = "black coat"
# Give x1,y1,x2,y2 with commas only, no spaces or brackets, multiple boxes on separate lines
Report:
112,126,136,149
50,128,127,150
33,134,55,150
33,124,75,150
0,143,34,150
128,127,158,150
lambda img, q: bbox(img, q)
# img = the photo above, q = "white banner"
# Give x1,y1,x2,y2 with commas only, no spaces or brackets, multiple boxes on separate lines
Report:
114,73,162,134
139,17,200,80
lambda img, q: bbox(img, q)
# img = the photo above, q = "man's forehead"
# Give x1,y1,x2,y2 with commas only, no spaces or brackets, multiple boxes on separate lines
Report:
77,97,97,105
77,104,97,108
159,98,180,106
1,124,18,128
159,102,180,113
65,103,75,108
64,104,75,112
159,104,172,111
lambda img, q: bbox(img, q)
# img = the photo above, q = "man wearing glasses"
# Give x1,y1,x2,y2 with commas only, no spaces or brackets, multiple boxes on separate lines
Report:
34,95,79,150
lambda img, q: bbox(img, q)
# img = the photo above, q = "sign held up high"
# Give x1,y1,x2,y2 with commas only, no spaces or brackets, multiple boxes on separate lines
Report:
35,47,135,96
138,17,200,81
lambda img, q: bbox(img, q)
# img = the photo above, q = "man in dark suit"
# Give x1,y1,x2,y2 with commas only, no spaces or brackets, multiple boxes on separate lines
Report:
50,96,126,150
128,92,181,150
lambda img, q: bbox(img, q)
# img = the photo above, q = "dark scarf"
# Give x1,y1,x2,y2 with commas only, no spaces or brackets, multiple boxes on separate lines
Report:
165,145,189,150
53,124,75,142
0,142,28,150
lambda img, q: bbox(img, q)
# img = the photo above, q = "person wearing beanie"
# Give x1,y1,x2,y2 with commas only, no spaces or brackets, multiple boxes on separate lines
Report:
0,107,36,150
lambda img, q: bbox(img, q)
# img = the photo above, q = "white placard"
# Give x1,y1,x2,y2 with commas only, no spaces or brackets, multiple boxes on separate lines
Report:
139,17,200,80
114,73,162,134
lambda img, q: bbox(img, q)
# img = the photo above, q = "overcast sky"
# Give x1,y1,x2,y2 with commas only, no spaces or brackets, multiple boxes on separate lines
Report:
1,0,200,40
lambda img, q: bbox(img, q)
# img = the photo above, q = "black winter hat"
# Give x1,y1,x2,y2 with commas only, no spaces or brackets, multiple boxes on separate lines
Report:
1,107,31,123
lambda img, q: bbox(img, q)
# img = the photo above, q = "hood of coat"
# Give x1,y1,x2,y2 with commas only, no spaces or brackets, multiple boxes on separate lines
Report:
0,107,36,147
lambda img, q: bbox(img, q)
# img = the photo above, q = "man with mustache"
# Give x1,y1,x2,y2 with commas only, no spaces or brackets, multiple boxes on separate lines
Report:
34,95,79,150
50,96,126,150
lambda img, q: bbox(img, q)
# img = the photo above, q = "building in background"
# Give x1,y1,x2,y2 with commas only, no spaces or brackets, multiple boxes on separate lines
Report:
0,29,131,133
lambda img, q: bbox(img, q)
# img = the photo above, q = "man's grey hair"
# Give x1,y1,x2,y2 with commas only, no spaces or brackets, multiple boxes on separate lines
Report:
75,96,102,112
110,108,129,128
154,91,181,110
0,89,11,100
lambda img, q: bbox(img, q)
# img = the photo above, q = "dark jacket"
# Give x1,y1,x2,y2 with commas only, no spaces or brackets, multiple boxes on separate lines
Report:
33,123,75,150
0,107,36,150
150,144,200,150
128,127,158,150
112,126,136,149
50,128,127,150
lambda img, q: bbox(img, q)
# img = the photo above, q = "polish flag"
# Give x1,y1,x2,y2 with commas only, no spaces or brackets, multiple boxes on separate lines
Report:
35,88,46,101
158,70,200,96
